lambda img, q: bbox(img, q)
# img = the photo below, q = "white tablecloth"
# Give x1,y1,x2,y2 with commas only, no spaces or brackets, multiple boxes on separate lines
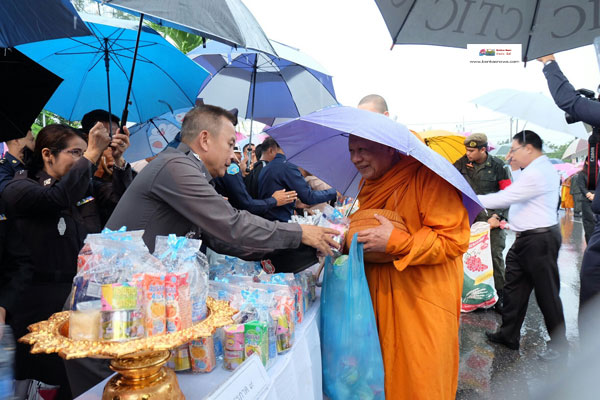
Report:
77,300,322,400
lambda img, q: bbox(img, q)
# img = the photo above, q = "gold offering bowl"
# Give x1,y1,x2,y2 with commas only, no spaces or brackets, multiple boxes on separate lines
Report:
19,297,237,400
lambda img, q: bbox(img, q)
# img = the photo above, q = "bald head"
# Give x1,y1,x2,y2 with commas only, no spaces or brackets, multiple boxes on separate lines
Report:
358,94,389,116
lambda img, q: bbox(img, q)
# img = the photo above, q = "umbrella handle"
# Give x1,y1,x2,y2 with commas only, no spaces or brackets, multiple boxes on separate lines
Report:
120,13,145,128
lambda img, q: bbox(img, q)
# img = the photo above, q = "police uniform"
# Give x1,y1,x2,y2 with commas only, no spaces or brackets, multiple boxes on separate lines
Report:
0,157,133,399
258,153,337,222
0,152,25,194
454,134,511,293
213,162,277,216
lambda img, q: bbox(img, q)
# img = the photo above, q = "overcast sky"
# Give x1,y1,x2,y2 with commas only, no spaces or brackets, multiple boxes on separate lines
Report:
244,0,600,145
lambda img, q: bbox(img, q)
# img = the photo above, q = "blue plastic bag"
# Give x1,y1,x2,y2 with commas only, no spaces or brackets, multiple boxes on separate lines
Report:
320,234,385,399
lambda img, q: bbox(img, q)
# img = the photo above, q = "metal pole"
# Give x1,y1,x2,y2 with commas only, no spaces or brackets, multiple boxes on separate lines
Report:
120,13,145,128
246,54,259,172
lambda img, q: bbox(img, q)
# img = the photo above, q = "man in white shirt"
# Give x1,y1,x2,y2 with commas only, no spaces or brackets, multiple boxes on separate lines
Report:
479,130,566,361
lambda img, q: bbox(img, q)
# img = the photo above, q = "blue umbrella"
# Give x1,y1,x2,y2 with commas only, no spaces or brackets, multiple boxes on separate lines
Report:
266,106,483,223
189,39,339,170
189,40,337,126
16,13,209,125
0,0,91,48
124,107,190,162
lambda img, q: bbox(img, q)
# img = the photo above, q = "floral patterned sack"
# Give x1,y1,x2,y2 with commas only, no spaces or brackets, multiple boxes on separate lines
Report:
461,222,498,312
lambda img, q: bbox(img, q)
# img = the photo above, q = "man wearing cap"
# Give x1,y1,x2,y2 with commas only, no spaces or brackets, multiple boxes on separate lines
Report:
454,133,511,311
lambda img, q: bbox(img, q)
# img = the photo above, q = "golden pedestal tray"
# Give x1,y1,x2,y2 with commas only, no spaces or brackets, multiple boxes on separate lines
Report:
19,297,237,400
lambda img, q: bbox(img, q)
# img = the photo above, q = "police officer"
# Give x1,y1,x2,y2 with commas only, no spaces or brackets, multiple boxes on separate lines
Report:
0,129,35,194
213,151,297,216
454,133,511,311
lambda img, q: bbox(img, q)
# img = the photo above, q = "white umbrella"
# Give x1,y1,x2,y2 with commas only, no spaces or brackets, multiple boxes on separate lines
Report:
471,89,588,139
562,138,588,160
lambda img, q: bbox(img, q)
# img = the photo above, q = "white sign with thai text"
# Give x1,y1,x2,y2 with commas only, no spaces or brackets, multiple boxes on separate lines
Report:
205,354,270,400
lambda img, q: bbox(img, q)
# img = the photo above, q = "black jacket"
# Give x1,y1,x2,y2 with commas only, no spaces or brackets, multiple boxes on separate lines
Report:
0,157,132,385
544,61,600,127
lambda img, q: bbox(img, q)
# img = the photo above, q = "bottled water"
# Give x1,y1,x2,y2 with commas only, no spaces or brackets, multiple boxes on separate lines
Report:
0,325,15,400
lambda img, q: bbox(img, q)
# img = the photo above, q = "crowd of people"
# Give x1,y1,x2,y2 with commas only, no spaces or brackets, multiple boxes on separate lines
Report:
0,51,600,400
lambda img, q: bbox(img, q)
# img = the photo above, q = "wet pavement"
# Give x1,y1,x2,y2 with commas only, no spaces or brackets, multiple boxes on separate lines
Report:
456,210,584,400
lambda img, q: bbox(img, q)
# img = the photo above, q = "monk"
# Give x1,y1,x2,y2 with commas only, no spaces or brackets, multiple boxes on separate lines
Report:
346,135,471,399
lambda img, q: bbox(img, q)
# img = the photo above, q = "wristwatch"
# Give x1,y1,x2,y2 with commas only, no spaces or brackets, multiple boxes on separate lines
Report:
544,59,554,66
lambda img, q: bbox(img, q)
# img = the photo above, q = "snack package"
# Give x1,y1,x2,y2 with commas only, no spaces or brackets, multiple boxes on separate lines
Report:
69,300,102,341
244,321,269,367
137,273,167,336
168,345,191,371
223,324,245,351
101,283,138,311
154,235,208,325
223,349,244,371
270,309,292,354
189,337,216,373
165,272,192,333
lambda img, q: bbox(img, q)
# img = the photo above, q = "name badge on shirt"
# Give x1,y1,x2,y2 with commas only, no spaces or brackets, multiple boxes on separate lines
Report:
76,196,95,206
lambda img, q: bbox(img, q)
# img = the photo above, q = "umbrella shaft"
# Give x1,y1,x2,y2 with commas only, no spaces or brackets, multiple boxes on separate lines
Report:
121,13,145,128
104,39,113,138
247,55,259,172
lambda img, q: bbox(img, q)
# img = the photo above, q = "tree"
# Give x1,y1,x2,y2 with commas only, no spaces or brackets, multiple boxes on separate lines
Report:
149,24,205,54
545,141,572,160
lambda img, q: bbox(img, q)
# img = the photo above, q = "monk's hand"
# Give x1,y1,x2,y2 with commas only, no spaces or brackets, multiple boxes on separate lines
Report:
300,225,340,257
357,214,394,253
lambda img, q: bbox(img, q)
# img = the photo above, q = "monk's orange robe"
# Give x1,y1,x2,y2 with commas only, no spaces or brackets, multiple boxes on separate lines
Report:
348,157,470,399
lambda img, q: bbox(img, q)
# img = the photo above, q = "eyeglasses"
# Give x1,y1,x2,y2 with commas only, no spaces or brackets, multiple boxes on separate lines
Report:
507,145,524,155
62,148,84,158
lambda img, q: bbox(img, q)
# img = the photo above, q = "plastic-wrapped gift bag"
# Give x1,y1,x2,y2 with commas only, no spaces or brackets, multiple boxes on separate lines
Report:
320,234,385,400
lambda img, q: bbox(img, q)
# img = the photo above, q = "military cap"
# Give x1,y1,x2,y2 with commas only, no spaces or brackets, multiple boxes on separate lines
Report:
464,133,488,148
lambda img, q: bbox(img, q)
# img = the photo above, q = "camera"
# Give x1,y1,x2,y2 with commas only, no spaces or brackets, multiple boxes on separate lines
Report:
565,88,598,123
565,87,600,190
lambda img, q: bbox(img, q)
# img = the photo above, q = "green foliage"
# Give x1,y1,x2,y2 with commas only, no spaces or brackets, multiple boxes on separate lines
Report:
149,23,205,54
35,110,81,129
545,141,573,160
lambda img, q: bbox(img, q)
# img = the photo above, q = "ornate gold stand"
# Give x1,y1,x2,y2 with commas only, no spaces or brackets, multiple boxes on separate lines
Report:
103,350,183,400
20,297,236,400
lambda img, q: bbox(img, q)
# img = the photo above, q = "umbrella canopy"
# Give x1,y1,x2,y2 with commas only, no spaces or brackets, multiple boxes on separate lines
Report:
267,106,482,223
472,89,588,139
94,0,276,55
124,107,190,162
562,138,588,160
374,0,599,61
0,49,63,141
0,0,91,48
418,130,466,164
188,39,338,126
16,13,209,123
554,162,582,178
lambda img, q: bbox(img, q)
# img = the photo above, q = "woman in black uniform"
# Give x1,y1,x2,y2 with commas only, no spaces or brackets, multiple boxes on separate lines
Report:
0,122,132,399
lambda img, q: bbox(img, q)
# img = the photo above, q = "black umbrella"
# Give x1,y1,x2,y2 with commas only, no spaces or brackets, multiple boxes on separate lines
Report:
0,0,90,48
374,0,600,61
0,49,63,141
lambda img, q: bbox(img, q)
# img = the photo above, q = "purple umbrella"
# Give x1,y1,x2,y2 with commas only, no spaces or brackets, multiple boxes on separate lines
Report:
266,105,482,223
